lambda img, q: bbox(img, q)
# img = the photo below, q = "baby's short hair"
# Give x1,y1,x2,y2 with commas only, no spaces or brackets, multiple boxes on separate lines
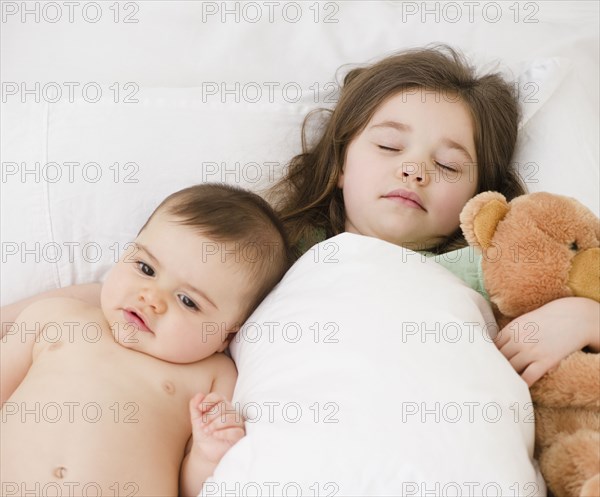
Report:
141,183,293,321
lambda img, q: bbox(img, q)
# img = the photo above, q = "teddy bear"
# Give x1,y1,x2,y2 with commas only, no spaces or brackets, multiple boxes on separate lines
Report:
459,191,600,497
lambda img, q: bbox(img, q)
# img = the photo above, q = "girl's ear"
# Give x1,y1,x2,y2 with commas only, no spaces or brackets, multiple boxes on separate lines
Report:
337,170,345,188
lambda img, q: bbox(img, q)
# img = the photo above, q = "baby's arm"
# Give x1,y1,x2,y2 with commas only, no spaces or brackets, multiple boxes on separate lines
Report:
494,296,600,386
179,356,244,497
1,283,101,338
0,300,57,405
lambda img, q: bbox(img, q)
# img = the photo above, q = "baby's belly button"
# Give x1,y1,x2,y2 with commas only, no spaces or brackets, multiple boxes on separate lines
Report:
2,471,171,496
1,456,177,495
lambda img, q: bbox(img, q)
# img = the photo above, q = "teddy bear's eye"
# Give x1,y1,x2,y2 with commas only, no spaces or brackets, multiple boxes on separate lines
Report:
569,241,579,251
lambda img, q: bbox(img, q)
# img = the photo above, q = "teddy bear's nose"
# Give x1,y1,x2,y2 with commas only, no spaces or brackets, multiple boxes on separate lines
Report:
568,247,600,302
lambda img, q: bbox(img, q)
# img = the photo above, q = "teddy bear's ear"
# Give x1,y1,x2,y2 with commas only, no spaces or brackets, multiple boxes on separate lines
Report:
460,192,510,250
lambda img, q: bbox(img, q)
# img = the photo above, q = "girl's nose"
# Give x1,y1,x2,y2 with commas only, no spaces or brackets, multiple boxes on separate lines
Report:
138,288,167,314
397,161,430,185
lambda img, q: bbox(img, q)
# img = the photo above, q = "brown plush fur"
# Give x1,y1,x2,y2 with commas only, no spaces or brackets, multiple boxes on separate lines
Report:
460,191,600,497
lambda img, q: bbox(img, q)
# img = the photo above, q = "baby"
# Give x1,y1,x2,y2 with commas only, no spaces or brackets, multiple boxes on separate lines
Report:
1,183,291,497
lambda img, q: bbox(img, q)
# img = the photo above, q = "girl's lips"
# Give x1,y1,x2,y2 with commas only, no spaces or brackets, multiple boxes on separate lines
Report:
123,309,153,333
384,195,425,210
383,188,426,211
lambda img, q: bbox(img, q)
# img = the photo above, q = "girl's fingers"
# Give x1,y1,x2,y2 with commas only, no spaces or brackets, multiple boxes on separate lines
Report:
508,351,532,375
521,361,548,387
493,328,510,348
497,340,521,361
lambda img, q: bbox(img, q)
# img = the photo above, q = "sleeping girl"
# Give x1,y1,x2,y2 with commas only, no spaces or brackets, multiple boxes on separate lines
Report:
267,45,599,383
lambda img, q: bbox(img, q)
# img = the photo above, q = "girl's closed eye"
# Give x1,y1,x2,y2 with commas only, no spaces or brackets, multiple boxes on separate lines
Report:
136,261,155,277
378,144,402,152
434,160,457,172
178,294,200,312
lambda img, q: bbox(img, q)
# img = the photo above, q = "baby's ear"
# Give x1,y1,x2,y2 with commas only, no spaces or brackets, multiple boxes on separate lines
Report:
460,192,510,250
217,332,236,353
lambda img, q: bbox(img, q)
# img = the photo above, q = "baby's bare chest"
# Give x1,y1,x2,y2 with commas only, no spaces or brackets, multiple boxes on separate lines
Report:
1,310,214,493
12,308,212,426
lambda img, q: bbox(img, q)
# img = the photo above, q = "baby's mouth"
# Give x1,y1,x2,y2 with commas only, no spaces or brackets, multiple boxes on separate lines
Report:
123,309,153,334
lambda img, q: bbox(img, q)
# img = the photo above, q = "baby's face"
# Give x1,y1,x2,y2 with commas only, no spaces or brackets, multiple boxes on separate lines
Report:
338,89,478,251
100,212,252,363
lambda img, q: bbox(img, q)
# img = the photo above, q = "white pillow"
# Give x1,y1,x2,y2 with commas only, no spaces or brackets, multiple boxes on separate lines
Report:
0,56,582,307
2,2,598,307
204,233,545,496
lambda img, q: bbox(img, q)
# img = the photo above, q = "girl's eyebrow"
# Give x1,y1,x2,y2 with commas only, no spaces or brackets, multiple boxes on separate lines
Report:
370,120,474,163
370,121,411,132
440,138,475,163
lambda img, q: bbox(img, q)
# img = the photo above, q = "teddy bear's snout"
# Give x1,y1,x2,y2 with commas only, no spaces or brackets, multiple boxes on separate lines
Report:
568,247,600,302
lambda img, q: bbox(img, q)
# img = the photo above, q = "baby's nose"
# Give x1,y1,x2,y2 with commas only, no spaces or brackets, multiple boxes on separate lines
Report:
138,288,167,314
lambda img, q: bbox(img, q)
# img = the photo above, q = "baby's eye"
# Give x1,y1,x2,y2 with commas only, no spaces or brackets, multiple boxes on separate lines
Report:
136,261,155,277
178,294,199,311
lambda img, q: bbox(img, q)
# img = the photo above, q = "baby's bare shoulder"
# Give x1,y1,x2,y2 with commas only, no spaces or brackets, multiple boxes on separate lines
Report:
17,297,94,323
207,352,238,396
204,352,236,373
180,352,237,396
182,352,235,377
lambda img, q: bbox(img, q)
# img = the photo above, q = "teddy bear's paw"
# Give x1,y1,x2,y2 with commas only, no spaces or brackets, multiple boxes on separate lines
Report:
580,474,600,497
540,430,600,497
531,351,600,408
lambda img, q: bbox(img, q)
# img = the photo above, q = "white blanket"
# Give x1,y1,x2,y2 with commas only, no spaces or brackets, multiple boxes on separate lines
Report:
205,233,545,496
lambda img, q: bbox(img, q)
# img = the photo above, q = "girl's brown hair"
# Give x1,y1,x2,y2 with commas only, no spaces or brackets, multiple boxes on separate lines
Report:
267,44,527,258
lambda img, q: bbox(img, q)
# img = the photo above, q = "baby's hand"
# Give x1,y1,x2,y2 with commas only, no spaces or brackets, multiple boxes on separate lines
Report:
189,392,245,464
494,297,595,387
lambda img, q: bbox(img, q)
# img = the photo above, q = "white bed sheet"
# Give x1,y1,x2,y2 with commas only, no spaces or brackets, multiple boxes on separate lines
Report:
1,2,598,495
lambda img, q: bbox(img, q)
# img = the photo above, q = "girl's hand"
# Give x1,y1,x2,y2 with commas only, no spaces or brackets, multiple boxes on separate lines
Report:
189,392,245,464
494,297,600,387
